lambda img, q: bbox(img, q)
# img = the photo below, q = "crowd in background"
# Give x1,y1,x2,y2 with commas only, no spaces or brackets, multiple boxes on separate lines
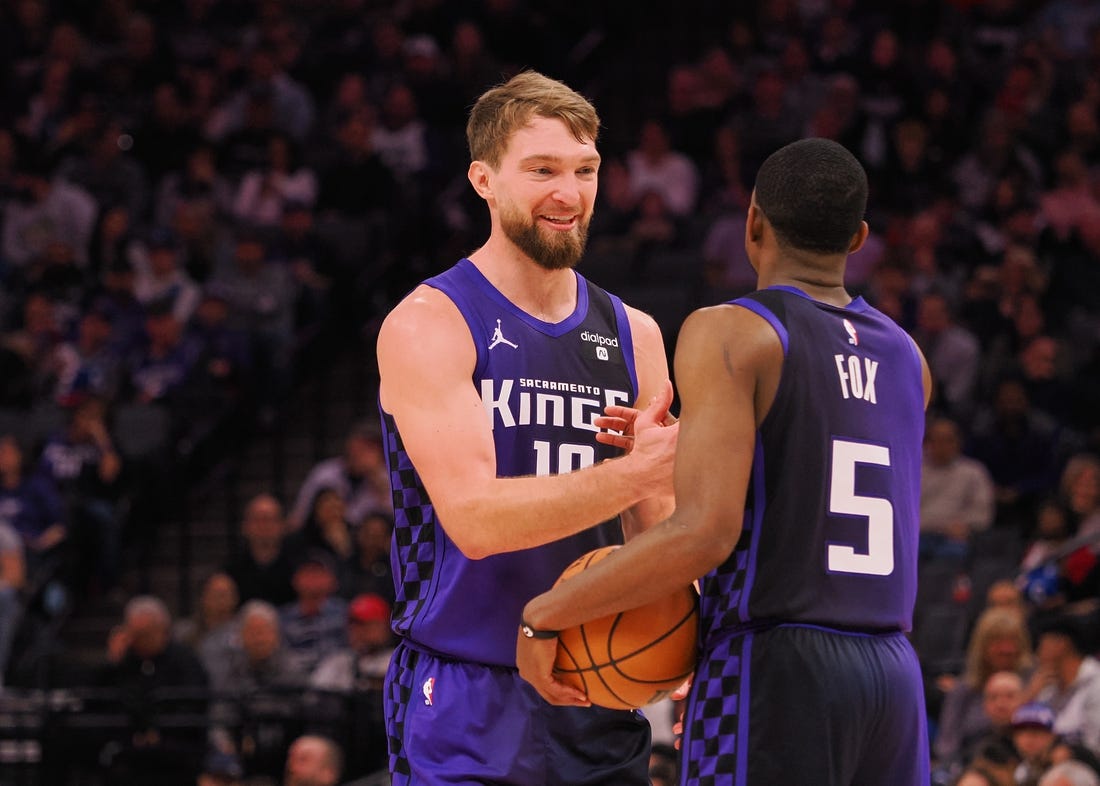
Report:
2,0,1100,784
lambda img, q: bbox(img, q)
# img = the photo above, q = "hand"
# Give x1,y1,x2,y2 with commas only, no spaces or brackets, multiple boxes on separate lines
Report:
595,379,677,452
32,524,67,552
516,628,590,707
670,675,693,749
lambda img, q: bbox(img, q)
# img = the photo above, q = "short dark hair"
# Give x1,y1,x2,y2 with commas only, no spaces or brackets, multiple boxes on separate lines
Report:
754,138,868,254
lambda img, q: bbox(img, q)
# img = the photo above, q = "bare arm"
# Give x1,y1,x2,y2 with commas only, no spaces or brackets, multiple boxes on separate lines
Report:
617,305,676,540
377,286,678,560
517,304,781,703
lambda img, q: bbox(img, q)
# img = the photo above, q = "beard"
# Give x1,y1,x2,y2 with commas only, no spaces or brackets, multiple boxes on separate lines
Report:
500,201,589,271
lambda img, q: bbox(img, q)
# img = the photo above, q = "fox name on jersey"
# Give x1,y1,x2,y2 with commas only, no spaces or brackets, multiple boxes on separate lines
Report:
834,353,879,404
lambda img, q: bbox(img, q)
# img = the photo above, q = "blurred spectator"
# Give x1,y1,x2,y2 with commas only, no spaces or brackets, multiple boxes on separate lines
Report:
345,511,394,605
0,432,66,559
269,201,338,333
732,68,803,179
52,305,122,406
1011,702,1059,786
125,303,200,406
1039,760,1100,786
211,230,294,415
279,550,347,676
625,119,699,218
1040,149,1100,245
87,204,139,285
940,670,1026,777
969,378,1064,528
951,111,1042,216
315,108,399,219
223,494,297,606
56,119,149,222
915,290,982,418
288,420,389,532
132,83,202,189
920,416,996,560
0,519,26,686
174,571,240,686
936,608,1034,766
101,595,209,786
1060,455,1100,537
90,258,148,359
370,82,431,194
1031,619,1100,754
217,46,315,142
284,734,342,786
183,284,253,409
310,593,393,693
155,142,233,230
448,20,503,109
231,133,318,228
2,154,97,270
218,600,305,693
37,396,123,592
133,228,202,326
299,487,355,565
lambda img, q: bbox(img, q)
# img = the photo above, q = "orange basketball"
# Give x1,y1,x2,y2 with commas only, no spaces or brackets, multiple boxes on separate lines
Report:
552,545,699,710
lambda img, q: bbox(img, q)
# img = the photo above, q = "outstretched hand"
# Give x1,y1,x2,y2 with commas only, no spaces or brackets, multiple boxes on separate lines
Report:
596,379,677,452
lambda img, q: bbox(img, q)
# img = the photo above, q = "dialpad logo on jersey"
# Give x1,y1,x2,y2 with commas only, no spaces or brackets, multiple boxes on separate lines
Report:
422,677,435,706
843,318,859,346
581,330,617,360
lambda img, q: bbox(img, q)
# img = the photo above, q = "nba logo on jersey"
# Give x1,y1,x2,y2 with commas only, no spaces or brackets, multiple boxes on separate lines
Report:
843,318,859,346
422,677,435,706
596,346,609,361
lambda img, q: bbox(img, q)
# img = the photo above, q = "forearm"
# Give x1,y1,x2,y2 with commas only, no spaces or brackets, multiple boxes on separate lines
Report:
442,452,662,559
621,495,676,541
521,510,720,631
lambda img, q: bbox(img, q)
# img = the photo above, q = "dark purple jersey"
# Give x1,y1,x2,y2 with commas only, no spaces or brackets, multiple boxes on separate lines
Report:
699,286,926,649
380,259,638,666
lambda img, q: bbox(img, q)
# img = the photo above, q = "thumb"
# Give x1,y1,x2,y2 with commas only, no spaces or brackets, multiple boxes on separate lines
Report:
643,379,674,421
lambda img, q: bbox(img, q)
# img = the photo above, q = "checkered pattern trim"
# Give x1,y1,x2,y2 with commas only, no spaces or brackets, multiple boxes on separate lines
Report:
385,643,418,782
682,634,751,786
381,412,438,635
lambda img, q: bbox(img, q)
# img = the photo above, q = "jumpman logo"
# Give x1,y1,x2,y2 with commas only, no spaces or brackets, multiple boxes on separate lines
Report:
488,319,519,350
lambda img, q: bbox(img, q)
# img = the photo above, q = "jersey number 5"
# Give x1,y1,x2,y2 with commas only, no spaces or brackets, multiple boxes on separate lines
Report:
827,439,894,576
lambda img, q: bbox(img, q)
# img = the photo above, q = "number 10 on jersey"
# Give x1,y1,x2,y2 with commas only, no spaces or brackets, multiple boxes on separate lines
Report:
533,440,596,476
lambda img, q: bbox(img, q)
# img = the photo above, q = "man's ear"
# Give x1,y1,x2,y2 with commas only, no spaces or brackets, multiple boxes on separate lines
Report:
848,220,869,254
468,160,493,200
746,203,765,245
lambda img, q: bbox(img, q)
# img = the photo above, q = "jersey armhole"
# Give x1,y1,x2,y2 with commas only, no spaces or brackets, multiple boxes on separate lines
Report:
730,298,789,357
607,290,640,401
423,279,488,380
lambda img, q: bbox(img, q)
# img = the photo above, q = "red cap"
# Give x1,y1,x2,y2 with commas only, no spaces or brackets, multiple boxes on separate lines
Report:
349,593,391,623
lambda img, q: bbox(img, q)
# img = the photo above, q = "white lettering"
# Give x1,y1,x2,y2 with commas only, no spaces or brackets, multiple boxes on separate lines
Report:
536,393,565,427
862,359,878,404
571,397,601,432
834,355,851,399
481,379,515,428
846,355,864,400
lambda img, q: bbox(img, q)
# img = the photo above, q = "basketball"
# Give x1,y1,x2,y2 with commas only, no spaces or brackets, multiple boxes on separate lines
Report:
552,545,699,710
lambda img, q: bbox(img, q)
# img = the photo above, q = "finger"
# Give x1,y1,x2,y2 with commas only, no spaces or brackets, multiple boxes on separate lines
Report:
540,679,590,707
593,415,632,432
595,432,633,449
602,405,640,424
671,676,693,701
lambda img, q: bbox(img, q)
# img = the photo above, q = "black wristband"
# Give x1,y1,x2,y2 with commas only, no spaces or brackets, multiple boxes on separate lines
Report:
520,618,559,639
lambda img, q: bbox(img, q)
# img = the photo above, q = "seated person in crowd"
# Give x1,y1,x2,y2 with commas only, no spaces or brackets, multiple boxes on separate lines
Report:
278,550,347,676
223,494,297,606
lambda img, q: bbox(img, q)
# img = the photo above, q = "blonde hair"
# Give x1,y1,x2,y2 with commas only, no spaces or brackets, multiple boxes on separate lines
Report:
466,70,600,168
964,607,1033,689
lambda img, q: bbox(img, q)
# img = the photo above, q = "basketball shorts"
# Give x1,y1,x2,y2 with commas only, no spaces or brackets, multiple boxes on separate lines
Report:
385,640,651,785
682,625,930,786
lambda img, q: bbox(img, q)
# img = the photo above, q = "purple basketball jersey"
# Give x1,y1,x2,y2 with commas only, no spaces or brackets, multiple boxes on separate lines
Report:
699,286,926,648
380,259,638,666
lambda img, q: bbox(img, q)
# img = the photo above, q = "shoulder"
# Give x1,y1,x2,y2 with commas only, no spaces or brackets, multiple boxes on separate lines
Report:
377,284,469,352
621,303,663,344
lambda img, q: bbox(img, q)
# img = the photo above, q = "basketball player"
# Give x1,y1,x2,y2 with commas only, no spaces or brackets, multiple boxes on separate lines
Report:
375,71,679,784
517,138,933,785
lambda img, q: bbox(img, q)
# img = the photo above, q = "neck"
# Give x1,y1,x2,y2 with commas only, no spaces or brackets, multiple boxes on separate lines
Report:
467,242,578,323
758,268,851,307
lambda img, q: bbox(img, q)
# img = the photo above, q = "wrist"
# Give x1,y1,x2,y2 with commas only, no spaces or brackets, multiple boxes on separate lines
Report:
519,617,559,640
